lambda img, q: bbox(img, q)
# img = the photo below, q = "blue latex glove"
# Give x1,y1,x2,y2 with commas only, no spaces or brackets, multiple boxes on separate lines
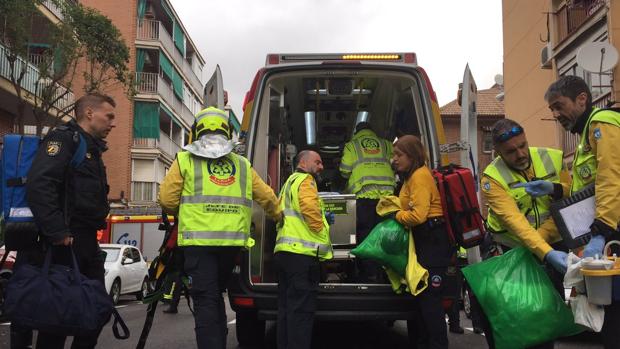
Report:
583,235,606,259
512,180,554,197
544,250,568,274
325,212,335,225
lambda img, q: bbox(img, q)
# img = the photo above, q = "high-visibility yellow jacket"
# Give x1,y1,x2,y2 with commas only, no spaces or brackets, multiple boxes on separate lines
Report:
572,108,620,231
158,152,281,247
339,129,395,199
481,147,571,260
274,172,332,260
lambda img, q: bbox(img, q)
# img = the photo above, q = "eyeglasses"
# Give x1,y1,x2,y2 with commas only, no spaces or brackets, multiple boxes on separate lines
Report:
493,126,524,143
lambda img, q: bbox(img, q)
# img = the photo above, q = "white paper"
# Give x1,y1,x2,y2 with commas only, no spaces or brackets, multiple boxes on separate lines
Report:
558,195,596,239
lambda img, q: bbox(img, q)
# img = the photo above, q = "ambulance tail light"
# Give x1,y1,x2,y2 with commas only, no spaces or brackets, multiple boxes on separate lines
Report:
266,54,280,65
232,297,255,308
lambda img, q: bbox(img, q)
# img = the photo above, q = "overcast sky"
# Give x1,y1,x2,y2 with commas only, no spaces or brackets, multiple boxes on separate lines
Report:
170,0,503,118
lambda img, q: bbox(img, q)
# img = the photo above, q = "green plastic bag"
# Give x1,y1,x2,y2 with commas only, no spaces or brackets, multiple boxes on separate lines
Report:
462,247,583,349
350,218,408,276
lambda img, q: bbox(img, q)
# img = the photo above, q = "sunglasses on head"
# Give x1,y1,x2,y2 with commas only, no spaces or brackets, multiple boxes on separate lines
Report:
494,126,524,143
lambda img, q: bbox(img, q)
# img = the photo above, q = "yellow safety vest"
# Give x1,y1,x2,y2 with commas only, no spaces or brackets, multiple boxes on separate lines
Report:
274,172,333,260
571,108,620,193
340,129,395,199
176,151,253,247
484,147,563,240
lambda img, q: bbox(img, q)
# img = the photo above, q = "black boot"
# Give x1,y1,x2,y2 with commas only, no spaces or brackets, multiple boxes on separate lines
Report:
163,304,178,314
449,324,464,334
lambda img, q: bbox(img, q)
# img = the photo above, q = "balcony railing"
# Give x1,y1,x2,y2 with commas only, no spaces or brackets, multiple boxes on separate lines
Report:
0,43,74,112
136,19,203,93
561,91,612,157
132,131,182,158
42,0,64,20
555,0,605,44
135,71,195,126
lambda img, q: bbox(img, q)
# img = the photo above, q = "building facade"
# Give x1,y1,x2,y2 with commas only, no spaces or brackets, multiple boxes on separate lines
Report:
0,1,76,139
502,0,618,165
82,0,205,206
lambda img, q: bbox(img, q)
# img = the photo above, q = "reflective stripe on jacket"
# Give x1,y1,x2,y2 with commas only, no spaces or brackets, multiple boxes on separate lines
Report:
339,129,395,199
484,147,563,237
274,172,333,260
177,151,253,247
572,108,620,193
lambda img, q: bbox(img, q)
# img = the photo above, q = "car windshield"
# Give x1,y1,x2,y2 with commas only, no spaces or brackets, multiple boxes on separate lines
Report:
102,247,121,262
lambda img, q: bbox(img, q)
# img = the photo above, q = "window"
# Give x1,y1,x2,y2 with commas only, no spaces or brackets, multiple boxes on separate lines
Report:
132,181,155,201
482,131,493,153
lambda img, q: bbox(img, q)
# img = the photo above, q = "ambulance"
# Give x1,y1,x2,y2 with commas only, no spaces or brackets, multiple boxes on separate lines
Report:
205,53,449,345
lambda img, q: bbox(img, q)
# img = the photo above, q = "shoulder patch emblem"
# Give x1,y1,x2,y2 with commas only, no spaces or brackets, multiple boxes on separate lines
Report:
482,180,491,192
46,141,62,156
593,128,602,140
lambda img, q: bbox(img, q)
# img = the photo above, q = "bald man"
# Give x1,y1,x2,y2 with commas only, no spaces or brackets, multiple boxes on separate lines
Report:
274,150,333,349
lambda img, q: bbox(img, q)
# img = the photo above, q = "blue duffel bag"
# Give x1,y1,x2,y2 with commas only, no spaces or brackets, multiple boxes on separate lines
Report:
4,247,128,338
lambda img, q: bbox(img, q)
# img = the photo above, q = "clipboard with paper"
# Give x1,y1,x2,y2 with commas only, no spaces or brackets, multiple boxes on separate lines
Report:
550,184,595,249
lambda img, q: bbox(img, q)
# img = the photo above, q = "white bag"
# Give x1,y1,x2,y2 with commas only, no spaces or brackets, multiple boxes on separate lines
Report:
564,252,605,332
570,295,605,332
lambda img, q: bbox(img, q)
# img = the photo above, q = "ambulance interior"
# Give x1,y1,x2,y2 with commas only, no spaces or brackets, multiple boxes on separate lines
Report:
249,69,431,285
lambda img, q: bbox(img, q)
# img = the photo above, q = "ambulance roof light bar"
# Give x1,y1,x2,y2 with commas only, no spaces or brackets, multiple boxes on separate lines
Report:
265,53,417,65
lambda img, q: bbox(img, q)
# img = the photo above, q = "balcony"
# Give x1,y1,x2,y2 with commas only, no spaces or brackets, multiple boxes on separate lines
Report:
135,71,194,126
0,43,74,112
136,19,203,93
555,0,606,44
41,0,64,20
133,131,182,159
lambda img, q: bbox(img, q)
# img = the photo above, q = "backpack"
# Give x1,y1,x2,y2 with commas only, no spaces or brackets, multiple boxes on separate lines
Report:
0,130,86,251
432,164,486,248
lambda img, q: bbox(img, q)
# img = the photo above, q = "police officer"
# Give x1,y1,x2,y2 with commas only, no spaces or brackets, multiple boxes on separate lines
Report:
19,93,116,349
275,150,333,349
544,75,620,349
159,107,281,349
479,118,571,348
339,122,394,282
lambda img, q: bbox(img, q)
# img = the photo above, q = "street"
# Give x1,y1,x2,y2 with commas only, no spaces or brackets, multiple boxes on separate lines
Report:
0,294,604,348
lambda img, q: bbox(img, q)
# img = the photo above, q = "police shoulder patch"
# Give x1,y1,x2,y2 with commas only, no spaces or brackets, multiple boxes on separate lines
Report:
593,128,602,140
46,141,62,156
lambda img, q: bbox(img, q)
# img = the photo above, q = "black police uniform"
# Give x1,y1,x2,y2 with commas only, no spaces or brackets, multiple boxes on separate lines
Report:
12,119,110,349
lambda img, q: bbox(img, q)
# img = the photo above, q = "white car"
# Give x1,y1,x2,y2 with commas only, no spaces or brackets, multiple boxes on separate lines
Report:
101,243,149,305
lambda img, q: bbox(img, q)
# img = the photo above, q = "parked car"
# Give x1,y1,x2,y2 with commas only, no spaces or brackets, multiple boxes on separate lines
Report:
0,245,16,280
0,245,16,321
101,243,149,304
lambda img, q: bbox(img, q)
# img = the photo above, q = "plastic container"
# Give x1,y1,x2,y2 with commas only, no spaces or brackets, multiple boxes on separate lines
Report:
581,241,620,305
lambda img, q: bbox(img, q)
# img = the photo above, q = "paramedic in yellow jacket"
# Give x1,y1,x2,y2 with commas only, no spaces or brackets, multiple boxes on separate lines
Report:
481,118,571,275
340,122,395,282
275,150,332,349
545,75,620,349
392,135,451,349
158,107,281,349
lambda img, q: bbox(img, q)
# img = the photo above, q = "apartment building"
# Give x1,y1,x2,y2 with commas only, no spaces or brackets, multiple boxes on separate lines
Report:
0,1,76,138
81,0,206,206
502,0,618,165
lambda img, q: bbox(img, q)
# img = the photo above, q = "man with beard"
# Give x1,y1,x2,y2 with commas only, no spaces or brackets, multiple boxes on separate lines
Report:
274,150,333,349
545,75,620,349
477,118,571,348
